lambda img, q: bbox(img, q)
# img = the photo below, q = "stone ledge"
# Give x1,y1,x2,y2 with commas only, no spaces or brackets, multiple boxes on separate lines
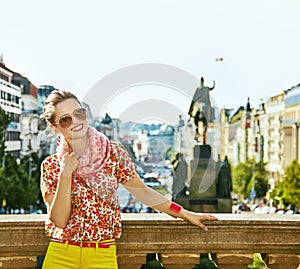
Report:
0,213,300,269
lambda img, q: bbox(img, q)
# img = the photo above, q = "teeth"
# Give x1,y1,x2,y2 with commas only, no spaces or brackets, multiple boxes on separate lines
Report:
72,124,82,131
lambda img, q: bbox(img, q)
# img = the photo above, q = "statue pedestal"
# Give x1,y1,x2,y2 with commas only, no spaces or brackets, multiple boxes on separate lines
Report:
189,145,217,199
217,198,233,213
175,145,218,213
189,198,218,213
174,144,233,213
189,159,217,198
193,144,211,159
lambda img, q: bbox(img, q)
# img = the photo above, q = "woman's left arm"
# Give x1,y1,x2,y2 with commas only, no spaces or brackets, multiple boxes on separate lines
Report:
123,172,217,230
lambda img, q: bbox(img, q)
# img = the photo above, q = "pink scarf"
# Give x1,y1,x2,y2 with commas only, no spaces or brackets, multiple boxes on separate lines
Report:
56,126,110,177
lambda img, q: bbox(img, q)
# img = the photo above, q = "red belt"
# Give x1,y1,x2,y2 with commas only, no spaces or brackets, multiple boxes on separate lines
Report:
50,238,115,248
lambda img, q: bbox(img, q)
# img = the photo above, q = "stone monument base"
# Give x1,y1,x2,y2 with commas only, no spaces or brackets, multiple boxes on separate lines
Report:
174,144,233,214
217,198,233,213
175,197,232,213
189,198,218,213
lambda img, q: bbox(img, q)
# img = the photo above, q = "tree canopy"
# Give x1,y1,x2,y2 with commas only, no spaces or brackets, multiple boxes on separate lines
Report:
232,159,269,199
272,159,300,210
0,107,43,212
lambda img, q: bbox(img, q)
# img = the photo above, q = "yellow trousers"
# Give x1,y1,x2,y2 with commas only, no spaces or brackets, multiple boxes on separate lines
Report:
42,241,118,269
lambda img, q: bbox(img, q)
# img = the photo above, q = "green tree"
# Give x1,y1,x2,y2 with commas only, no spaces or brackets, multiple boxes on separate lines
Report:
20,152,46,211
232,159,269,199
270,180,284,208
250,161,269,198
0,107,43,212
0,154,39,211
232,159,254,198
281,160,300,209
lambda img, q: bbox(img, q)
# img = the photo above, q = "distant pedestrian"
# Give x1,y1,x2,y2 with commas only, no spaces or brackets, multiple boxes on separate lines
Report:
254,199,269,214
40,90,217,269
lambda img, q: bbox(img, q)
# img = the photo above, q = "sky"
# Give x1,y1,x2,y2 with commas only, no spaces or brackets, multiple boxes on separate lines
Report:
1,0,300,125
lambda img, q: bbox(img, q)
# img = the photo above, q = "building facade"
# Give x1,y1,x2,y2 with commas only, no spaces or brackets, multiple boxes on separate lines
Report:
0,61,22,158
263,93,285,185
283,84,300,168
148,125,175,163
20,94,40,157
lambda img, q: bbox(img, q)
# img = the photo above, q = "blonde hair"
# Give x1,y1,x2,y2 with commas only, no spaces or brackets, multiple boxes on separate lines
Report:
42,90,80,124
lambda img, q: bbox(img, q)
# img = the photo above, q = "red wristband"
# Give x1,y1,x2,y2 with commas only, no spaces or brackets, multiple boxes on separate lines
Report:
169,202,182,214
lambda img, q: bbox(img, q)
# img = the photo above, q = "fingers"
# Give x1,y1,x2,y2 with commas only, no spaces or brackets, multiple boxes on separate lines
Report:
206,215,218,220
72,152,81,160
65,152,81,160
61,152,80,171
194,214,218,231
197,222,208,231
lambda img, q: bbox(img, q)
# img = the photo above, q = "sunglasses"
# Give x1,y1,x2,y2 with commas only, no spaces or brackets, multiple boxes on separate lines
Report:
53,107,87,128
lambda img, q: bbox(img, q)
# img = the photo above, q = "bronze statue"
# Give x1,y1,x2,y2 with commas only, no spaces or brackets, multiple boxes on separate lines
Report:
216,156,232,199
188,77,215,144
171,153,187,200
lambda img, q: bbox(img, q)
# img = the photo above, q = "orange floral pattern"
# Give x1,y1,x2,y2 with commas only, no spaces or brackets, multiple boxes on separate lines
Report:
40,142,136,242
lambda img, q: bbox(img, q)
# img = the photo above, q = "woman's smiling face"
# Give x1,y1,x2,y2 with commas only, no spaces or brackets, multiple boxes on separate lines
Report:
51,98,89,141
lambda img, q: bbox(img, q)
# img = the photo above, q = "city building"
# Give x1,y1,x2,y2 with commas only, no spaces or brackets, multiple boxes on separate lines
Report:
263,93,285,186
37,85,57,156
20,92,40,157
13,70,40,158
283,83,300,168
0,59,22,158
37,85,56,115
221,99,254,166
133,130,149,162
147,124,175,163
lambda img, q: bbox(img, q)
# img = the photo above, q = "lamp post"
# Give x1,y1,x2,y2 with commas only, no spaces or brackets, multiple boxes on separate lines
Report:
2,198,6,214
1,129,6,169
250,161,256,203
295,122,299,161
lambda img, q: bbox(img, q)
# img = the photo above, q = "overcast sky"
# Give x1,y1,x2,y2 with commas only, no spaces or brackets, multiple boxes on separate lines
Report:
1,0,300,124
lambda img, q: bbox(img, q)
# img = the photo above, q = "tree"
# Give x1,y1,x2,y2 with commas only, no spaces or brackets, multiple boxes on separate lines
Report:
0,107,43,212
232,159,269,199
0,154,40,211
281,160,300,210
250,161,269,198
270,180,284,208
20,152,46,211
232,160,253,198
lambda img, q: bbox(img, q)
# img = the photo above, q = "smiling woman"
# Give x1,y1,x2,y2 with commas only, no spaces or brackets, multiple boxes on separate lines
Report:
39,89,217,269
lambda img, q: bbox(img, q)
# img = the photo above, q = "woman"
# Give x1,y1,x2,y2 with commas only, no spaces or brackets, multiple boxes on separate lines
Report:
40,90,217,269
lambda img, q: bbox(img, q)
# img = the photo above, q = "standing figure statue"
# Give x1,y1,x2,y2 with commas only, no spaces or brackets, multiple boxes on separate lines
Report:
188,77,215,144
171,153,187,201
216,156,233,199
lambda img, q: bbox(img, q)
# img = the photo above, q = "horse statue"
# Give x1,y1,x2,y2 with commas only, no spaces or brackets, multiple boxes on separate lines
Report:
188,77,215,144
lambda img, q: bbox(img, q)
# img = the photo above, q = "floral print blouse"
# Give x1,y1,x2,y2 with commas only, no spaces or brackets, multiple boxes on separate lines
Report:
40,142,136,242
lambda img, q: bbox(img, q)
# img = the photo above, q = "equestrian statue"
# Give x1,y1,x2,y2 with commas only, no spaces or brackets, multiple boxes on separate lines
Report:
188,77,215,144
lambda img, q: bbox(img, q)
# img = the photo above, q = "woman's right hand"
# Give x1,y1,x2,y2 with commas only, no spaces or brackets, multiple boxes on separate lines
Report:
48,152,79,229
60,152,79,176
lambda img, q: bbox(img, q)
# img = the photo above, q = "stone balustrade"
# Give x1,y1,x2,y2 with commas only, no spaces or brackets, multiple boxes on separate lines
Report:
0,213,299,269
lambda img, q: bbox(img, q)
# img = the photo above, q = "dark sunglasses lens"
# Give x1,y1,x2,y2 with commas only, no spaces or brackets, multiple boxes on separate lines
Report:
74,108,87,120
59,116,72,128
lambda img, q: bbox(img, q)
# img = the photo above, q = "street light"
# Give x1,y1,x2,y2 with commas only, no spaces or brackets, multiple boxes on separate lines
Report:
250,162,256,202
295,122,299,161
